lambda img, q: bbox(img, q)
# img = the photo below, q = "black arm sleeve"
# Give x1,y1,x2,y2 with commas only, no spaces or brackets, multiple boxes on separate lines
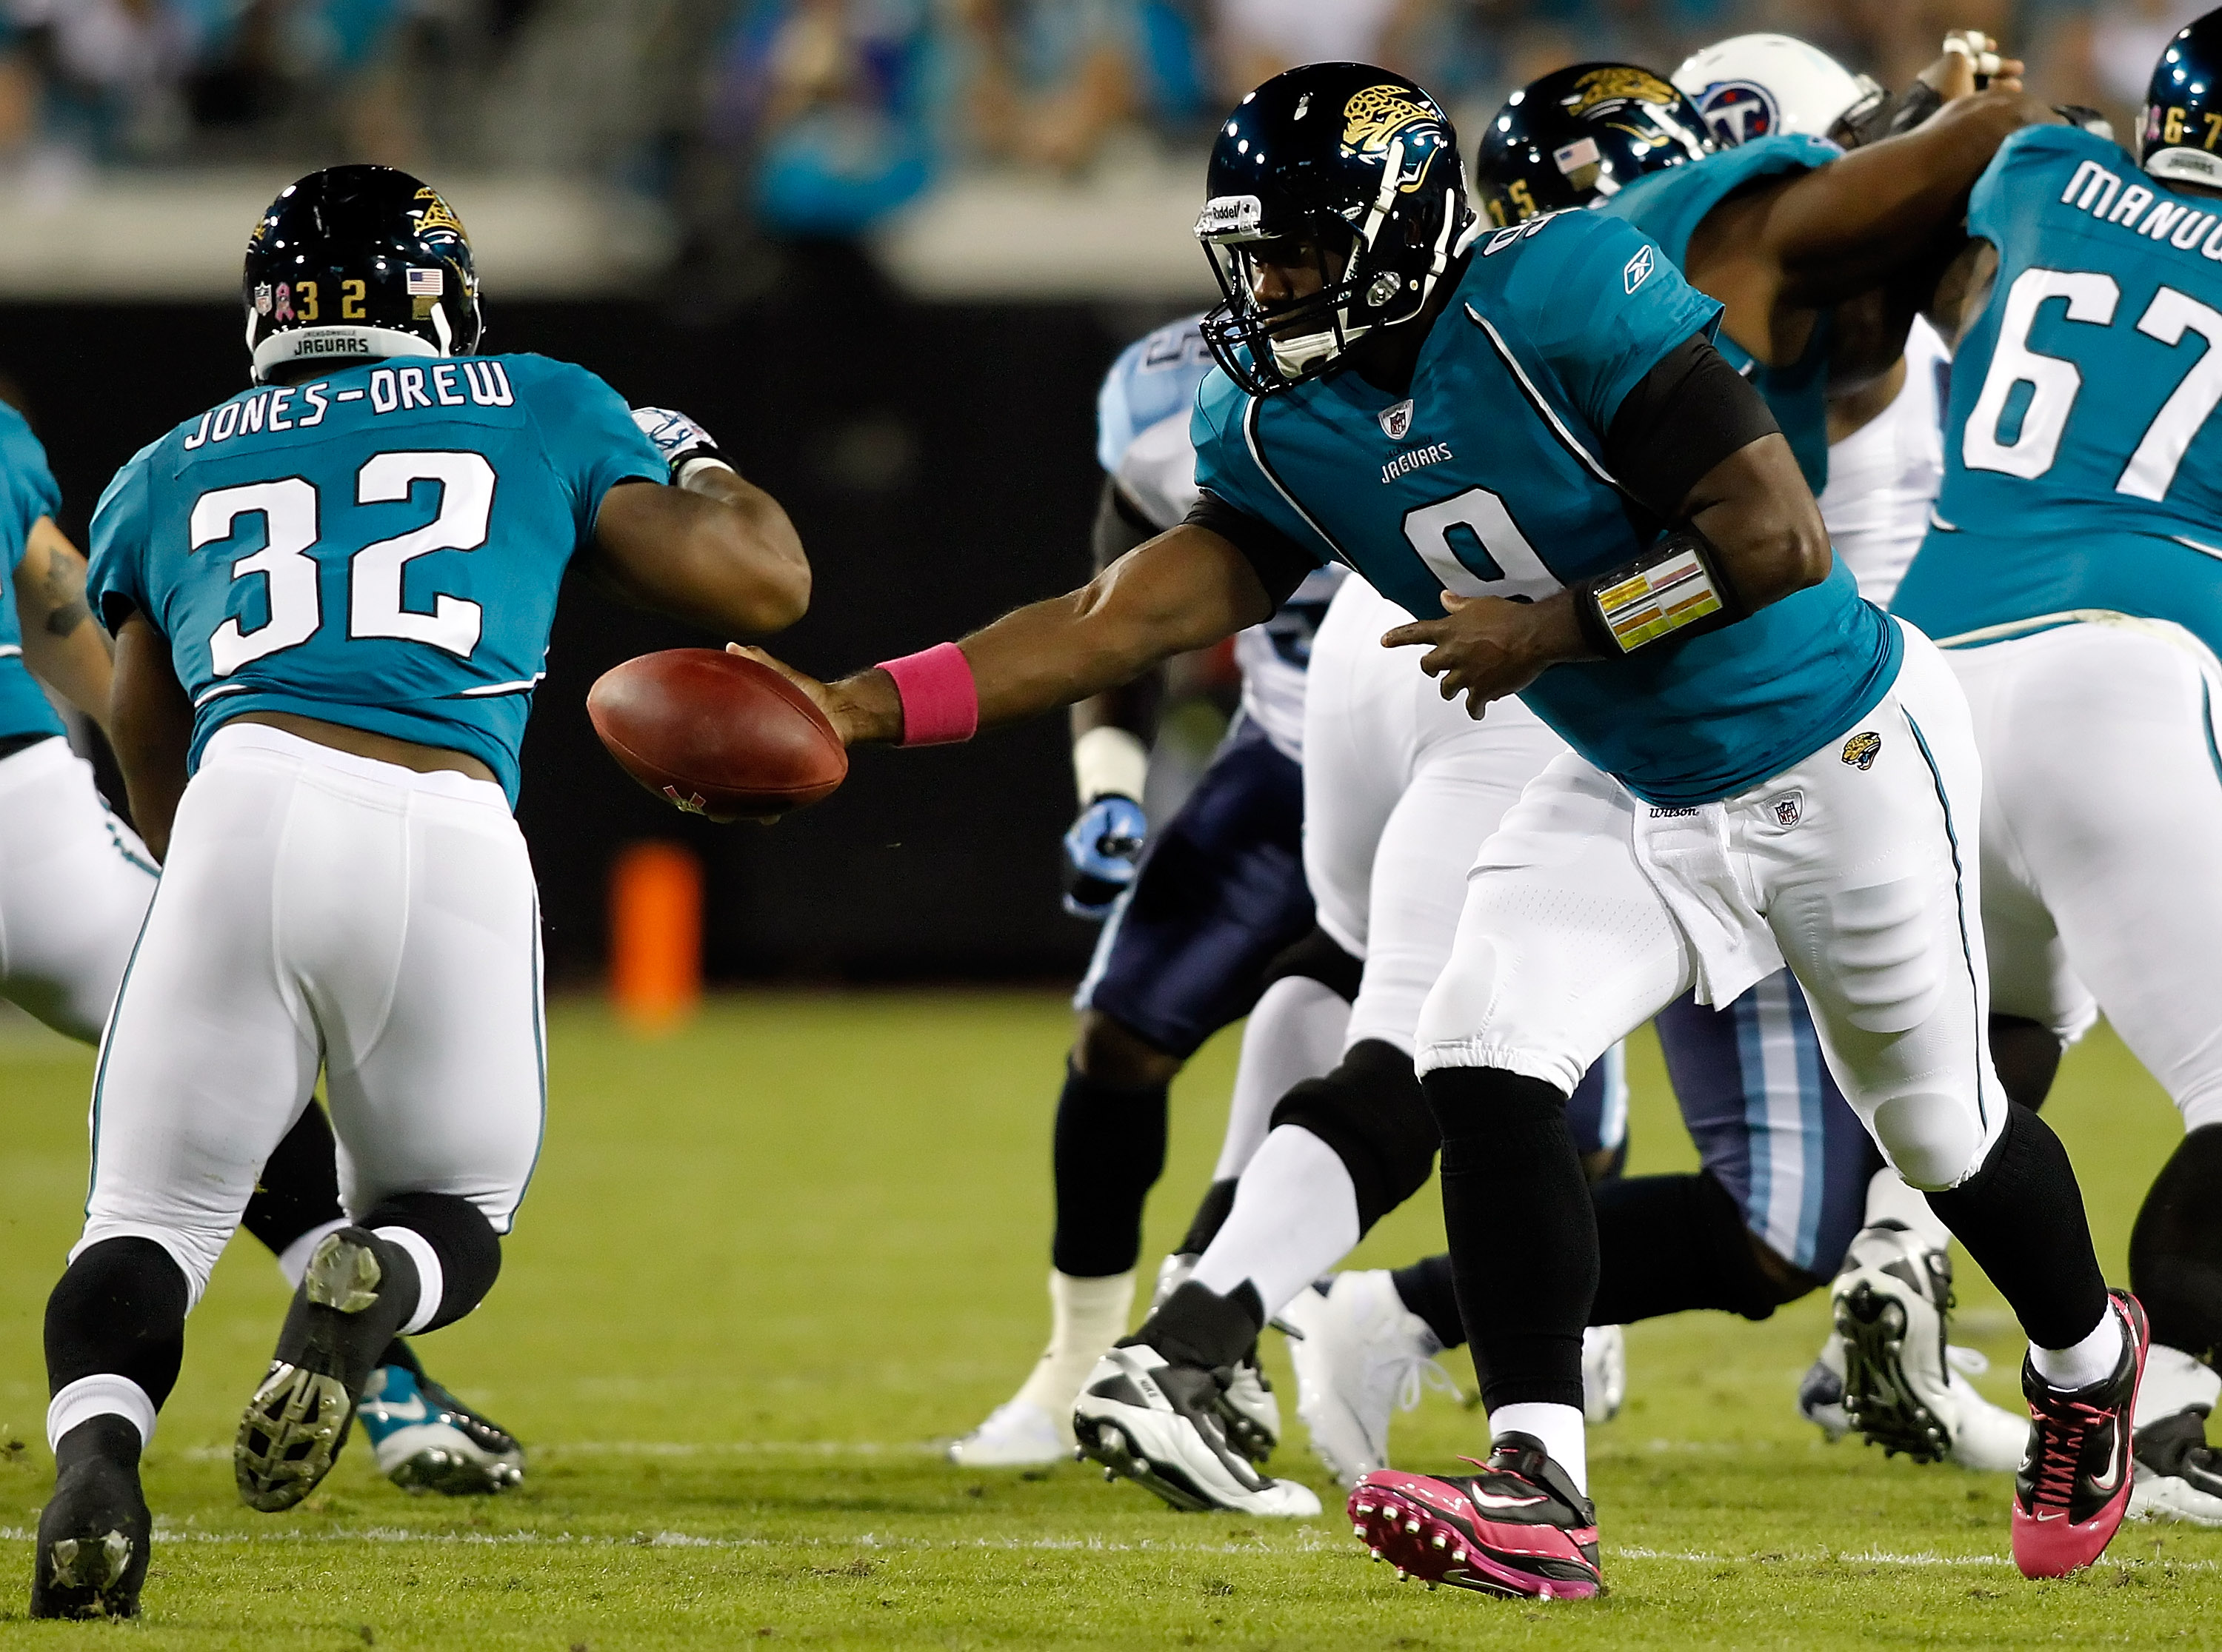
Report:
1601,333,1784,521
1183,490,1321,609
1092,476,1161,573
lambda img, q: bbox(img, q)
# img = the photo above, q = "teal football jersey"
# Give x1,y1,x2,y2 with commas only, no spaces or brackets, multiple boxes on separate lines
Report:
1192,208,1901,807
0,403,67,742
1604,134,1842,493
1894,125,2222,662
88,353,666,805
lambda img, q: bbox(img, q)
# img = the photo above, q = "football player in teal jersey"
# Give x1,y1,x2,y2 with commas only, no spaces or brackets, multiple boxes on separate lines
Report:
0,396,533,1505
747,63,2137,1590
30,165,812,1621
1894,4,2222,1528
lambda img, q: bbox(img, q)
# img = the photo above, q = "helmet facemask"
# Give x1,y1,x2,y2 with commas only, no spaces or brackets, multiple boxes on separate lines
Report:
1198,142,1473,396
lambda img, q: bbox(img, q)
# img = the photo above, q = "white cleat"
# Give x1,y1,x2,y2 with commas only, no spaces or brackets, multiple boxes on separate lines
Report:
1941,1347,2029,1474
1072,1345,1321,1516
947,1399,1070,1467
1221,1352,1282,1464
1278,1272,1458,1488
1798,1330,1854,1441
1582,1325,1627,1424
1831,1221,2024,1468
2128,1346,2222,1525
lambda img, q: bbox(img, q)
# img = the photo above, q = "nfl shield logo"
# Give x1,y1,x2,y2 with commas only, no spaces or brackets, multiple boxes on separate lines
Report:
1379,399,1414,441
1772,792,1803,827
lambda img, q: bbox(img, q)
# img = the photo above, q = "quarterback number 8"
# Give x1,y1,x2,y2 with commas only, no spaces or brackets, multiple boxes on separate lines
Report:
191,451,494,677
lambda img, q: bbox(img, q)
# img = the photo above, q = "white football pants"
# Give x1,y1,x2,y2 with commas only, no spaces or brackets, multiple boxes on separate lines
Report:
1949,619,2222,1131
1302,576,1572,1055
76,724,544,1305
0,735,156,1043
1418,621,2009,1191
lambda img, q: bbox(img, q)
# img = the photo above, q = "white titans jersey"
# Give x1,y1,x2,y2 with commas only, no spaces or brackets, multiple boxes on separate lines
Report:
1114,407,1342,762
1819,313,1949,608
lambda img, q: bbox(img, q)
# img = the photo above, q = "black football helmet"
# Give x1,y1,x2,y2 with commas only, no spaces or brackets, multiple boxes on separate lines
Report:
243,164,484,384
1194,63,1478,395
1475,63,1714,224
2143,8,2222,189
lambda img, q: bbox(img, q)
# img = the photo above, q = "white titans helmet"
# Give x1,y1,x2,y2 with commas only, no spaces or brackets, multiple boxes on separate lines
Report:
1672,33,1886,148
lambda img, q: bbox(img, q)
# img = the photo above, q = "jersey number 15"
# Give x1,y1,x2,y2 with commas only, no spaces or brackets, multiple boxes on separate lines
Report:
191,452,493,677
1964,266,2222,501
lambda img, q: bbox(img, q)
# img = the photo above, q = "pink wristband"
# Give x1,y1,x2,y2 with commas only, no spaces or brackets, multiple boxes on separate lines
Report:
875,642,979,746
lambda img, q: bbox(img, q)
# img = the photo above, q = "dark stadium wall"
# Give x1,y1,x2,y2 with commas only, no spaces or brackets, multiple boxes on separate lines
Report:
0,292,1171,983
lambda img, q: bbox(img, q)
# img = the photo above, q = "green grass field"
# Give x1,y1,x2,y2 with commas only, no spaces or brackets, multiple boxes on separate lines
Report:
1,991,2216,1648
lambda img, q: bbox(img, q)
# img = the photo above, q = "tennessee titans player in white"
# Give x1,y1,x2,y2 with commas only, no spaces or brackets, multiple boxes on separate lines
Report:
749,63,2137,1592
30,164,812,1620
950,314,1341,1468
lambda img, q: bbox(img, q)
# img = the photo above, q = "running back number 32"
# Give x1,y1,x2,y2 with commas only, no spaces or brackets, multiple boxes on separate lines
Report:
190,452,494,676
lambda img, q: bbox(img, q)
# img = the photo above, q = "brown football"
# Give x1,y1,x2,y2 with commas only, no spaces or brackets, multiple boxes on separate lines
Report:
587,649,847,821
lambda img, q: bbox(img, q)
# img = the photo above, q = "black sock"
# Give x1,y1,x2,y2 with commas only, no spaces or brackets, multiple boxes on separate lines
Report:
1592,1172,1806,1324
2130,1123,2222,1362
378,1337,424,1378
1050,1060,1170,1277
1132,1278,1263,1369
240,1103,346,1259
1926,1103,2109,1352
1176,1179,1238,1260
1390,1253,1466,1351
1426,1068,1592,1414
1989,1014,2063,1112
356,1191,503,1333
46,1238,191,1406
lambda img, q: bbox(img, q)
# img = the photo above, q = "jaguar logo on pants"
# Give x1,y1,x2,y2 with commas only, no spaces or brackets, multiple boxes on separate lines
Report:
1841,731,1883,771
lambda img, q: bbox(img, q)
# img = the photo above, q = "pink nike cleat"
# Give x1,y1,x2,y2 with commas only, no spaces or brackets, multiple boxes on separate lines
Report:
2012,1289,2149,1579
1347,1433,1601,1600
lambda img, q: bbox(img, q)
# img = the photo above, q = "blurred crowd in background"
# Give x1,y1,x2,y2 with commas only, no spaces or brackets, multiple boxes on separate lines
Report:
0,0,2209,265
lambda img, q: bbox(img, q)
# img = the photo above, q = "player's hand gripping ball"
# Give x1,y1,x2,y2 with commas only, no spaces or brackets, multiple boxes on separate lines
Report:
588,649,847,821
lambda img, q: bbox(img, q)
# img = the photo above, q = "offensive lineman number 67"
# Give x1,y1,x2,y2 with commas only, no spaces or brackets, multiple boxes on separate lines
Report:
190,451,495,676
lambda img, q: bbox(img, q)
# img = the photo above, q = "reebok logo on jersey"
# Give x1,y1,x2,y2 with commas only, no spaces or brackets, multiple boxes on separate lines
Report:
1841,731,1882,771
1623,245,1655,292
1381,443,1452,484
1379,399,1415,440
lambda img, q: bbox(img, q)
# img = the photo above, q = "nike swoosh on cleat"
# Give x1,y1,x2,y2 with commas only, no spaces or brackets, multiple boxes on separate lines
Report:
368,1395,430,1422
2089,1454,2123,1493
2033,1508,2066,1522
1470,1491,1547,1509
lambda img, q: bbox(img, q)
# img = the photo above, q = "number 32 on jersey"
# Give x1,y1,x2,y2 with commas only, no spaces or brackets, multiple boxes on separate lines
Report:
1964,266,2222,501
190,452,493,678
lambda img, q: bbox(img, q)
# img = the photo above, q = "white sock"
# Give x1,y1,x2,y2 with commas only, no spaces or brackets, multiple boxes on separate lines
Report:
1212,979,1350,1182
1190,1125,1362,1317
1012,1269,1134,1416
1492,1401,1587,1495
374,1225,444,1336
1862,1168,1952,1254
2031,1305,2126,1392
47,1374,157,1453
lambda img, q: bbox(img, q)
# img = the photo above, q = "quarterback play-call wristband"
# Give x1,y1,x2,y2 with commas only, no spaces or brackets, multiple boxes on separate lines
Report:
1578,528,1741,656
876,642,979,746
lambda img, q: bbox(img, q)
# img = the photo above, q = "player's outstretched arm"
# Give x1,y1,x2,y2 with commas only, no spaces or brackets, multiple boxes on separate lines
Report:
107,612,193,863
1737,86,2039,310
590,472,811,638
737,525,1275,748
13,516,114,735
